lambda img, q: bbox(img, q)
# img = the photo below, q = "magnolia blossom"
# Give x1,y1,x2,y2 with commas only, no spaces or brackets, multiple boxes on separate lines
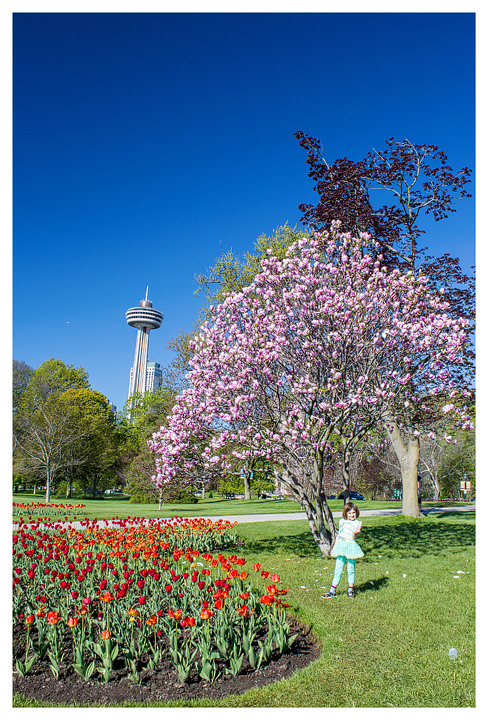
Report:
149,225,470,550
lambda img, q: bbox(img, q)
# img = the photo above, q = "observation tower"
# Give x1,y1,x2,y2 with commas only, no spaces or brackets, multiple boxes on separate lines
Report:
126,288,163,398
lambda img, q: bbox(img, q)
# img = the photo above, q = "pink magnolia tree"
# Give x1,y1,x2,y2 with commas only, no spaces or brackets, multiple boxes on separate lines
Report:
150,224,471,554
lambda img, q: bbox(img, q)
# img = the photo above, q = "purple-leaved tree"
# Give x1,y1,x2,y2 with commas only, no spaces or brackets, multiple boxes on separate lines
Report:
150,226,471,554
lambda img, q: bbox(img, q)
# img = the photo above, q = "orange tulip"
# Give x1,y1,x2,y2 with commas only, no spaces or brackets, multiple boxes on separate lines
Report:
68,617,78,628
25,615,34,627
259,594,274,605
102,630,111,640
47,610,60,625
146,616,157,626
200,608,214,620
236,605,250,618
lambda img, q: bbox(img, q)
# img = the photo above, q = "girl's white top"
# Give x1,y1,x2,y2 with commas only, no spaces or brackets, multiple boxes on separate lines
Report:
337,518,361,541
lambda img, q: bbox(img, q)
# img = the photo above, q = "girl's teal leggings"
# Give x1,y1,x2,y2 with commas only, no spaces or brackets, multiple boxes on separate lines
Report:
332,556,356,586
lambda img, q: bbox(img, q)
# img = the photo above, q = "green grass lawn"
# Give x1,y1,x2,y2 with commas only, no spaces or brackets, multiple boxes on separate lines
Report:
12,492,472,522
13,510,475,708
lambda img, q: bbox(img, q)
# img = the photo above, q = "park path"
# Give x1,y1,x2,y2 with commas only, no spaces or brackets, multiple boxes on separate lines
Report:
12,504,475,531
172,504,475,525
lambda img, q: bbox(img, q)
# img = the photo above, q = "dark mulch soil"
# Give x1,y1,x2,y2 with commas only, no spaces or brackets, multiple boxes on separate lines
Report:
13,616,321,707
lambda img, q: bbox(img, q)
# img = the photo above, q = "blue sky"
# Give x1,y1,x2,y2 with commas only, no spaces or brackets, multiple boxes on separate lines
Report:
12,11,475,414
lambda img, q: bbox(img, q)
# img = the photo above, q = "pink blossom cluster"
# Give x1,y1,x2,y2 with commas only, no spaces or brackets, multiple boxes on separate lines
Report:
149,225,471,485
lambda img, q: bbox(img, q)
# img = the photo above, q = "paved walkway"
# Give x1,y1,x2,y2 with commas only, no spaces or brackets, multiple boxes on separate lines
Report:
177,504,475,525
12,504,475,530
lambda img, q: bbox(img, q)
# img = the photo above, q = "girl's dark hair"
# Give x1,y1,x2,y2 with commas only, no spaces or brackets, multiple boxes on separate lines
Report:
342,502,360,519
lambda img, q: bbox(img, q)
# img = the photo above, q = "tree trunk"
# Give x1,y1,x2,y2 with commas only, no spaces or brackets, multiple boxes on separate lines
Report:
45,468,52,504
341,443,352,504
278,462,337,556
432,473,440,500
243,473,251,500
66,473,73,499
386,419,420,517
201,486,206,499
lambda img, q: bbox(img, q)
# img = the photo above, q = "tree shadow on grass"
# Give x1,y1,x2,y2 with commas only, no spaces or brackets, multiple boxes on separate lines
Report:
243,531,323,558
241,513,475,559
360,513,475,560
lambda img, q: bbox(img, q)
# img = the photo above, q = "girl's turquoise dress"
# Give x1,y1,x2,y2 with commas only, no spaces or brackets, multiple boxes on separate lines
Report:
331,518,364,559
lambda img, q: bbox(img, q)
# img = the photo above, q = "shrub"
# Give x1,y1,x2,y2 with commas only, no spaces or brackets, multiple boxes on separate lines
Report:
127,481,158,504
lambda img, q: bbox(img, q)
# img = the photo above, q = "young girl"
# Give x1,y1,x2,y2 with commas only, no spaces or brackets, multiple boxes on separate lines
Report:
321,502,364,599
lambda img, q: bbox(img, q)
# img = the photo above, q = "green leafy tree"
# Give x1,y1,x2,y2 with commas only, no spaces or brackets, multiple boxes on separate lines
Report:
57,388,120,499
438,430,475,499
117,388,177,500
119,388,176,437
14,360,92,502
13,360,121,503
19,358,89,412
14,392,90,503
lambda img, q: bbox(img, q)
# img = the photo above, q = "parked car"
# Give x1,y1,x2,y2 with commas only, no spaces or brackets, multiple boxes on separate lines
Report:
337,491,366,501
326,495,337,499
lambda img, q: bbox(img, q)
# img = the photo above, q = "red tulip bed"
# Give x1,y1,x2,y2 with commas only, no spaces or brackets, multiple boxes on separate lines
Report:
13,516,318,706
13,502,86,518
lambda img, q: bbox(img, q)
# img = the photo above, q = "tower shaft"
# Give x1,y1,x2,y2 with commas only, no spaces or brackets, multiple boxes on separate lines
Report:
129,326,151,396
126,292,163,401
